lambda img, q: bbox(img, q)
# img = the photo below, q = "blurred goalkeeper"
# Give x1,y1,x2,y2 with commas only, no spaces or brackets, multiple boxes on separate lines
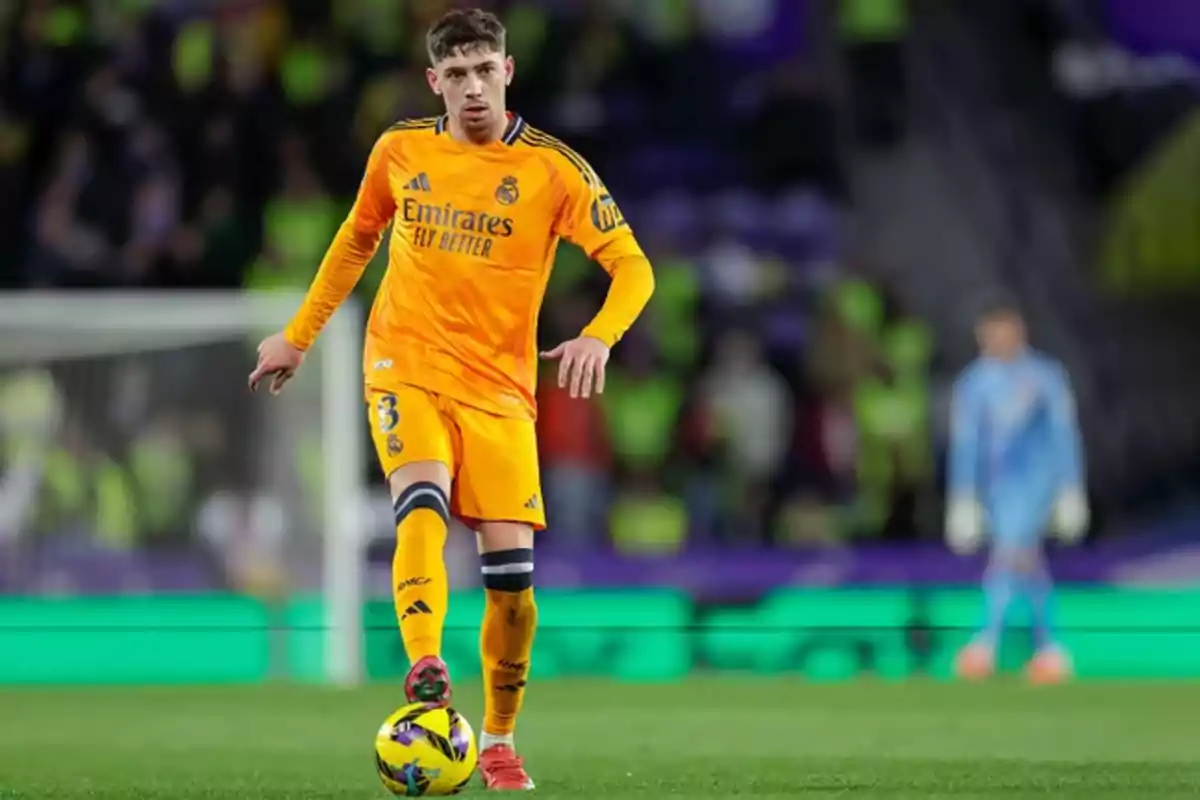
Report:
946,297,1088,684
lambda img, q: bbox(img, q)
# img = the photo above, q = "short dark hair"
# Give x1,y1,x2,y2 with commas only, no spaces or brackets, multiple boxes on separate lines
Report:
974,290,1022,323
427,8,506,64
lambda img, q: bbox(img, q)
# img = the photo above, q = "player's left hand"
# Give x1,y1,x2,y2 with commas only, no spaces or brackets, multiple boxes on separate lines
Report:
540,336,610,399
1053,489,1089,544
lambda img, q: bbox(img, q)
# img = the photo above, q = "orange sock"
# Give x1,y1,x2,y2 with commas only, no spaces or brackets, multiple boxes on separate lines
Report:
392,482,449,664
480,549,537,736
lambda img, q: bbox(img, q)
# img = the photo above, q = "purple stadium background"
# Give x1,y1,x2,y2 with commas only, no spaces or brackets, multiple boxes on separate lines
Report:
1106,0,1200,63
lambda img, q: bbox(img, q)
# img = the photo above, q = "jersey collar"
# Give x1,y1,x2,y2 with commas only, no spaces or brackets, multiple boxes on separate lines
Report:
436,112,524,146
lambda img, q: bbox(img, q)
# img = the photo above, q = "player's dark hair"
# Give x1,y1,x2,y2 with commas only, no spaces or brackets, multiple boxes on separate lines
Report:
973,291,1022,323
426,8,506,64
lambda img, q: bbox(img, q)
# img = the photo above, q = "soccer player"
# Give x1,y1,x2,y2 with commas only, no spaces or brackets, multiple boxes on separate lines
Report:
945,298,1088,684
247,9,654,790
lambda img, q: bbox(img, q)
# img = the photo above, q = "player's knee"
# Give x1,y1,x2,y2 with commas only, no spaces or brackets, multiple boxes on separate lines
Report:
480,548,534,593
387,461,451,500
992,546,1038,573
394,481,450,527
476,520,535,552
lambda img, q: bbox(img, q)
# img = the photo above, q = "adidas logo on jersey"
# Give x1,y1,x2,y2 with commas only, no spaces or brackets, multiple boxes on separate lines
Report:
404,173,431,192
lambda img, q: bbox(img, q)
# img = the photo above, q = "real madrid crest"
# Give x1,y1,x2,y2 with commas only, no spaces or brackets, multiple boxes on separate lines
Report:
495,175,519,206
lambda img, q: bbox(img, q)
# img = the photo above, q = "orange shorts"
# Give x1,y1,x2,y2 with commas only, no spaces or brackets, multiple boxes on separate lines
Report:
367,384,545,530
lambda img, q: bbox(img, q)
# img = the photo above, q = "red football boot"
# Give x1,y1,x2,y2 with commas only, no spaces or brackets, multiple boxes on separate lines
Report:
954,641,996,681
1025,645,1073,685
404,655,452,706
479,744,535,791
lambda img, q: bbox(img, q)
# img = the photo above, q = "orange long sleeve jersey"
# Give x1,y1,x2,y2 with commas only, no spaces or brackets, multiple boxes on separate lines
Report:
283,114,655,420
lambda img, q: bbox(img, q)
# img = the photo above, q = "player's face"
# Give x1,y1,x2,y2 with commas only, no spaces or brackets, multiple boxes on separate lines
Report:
427,47,513,141
977,313,1026,359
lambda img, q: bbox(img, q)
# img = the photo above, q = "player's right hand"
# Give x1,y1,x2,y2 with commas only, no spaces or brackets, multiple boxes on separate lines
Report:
249,332,305,395
945,496,984,555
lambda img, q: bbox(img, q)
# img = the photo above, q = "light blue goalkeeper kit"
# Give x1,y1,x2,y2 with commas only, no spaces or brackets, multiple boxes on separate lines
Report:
949,349,1084,546
948,349,1086,650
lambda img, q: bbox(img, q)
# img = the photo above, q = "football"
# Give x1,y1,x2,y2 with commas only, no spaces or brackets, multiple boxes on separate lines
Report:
375,703,478,796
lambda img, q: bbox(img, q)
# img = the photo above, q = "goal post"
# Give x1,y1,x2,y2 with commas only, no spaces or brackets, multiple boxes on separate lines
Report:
0,291,367,686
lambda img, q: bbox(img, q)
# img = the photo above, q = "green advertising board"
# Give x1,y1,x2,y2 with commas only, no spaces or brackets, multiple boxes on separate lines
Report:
0,595,272,684
1,589,1197,684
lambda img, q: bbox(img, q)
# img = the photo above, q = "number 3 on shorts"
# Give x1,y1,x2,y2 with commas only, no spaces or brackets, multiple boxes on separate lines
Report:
376,393,399,433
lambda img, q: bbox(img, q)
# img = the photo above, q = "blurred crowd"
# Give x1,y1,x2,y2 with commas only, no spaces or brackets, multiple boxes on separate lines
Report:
0,0,1196,595
0,0,857,290
538,272,937,553
0,0,942,570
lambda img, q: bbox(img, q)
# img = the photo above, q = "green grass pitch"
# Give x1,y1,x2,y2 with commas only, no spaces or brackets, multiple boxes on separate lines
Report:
1,679,1198,798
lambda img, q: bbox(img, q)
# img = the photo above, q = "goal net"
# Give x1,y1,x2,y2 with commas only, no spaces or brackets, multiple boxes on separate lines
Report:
0,292,367,685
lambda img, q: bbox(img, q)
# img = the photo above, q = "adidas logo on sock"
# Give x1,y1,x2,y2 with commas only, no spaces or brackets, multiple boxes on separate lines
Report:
404,173,431,192
401,599,432,620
